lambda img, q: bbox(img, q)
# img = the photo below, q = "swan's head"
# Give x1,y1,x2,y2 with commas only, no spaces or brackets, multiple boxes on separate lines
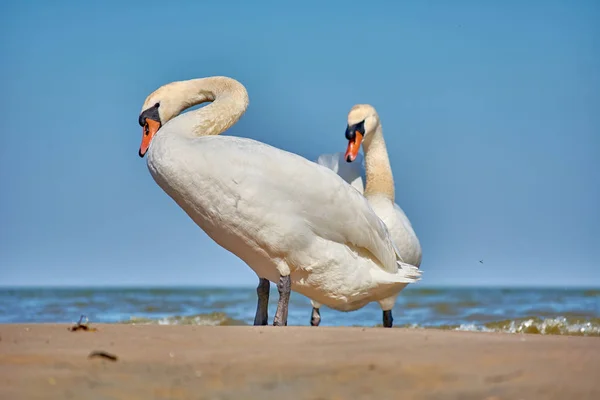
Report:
344,104,380,162
138,82,186,158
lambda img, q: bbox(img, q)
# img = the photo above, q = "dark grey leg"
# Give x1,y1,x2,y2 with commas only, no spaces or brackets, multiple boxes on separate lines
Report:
273,275,291,326
310,307,321,326
382,310,393,328
253,278,270,326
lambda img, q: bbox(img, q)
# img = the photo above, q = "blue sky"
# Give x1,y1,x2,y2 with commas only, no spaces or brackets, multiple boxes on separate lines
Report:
1,0,598,287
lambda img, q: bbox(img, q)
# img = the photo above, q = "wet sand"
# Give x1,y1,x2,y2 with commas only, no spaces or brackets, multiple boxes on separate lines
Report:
0,324,598,399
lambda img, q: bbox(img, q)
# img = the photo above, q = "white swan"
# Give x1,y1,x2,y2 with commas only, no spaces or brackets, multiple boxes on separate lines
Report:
137,77,421,326
311,104,422,327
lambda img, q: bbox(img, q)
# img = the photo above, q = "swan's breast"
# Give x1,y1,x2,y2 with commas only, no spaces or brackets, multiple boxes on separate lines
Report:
365,195,422,267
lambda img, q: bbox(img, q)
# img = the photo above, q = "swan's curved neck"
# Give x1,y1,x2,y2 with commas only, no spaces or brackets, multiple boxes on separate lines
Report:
166,76,249,138
363,124,395,201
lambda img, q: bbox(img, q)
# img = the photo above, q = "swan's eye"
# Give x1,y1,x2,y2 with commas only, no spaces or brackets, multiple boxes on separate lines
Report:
154,103,160,108
345,120,365,140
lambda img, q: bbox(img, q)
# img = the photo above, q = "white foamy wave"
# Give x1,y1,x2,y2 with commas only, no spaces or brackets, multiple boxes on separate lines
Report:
121,312,246,326
451,317,600,336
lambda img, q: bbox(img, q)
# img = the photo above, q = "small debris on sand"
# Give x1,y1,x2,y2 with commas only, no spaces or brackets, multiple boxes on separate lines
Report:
88,351,118,362
68,315,97,332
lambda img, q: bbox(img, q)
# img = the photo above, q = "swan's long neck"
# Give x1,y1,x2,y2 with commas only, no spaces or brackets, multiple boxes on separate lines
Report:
363,124,395,201
165,76,249,138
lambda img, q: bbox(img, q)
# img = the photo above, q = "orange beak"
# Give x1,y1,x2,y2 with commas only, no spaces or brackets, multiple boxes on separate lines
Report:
139,119,161,158
344,131,363,162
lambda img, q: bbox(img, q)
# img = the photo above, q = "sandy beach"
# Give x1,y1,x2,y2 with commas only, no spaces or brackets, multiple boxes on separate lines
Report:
0,324,598,400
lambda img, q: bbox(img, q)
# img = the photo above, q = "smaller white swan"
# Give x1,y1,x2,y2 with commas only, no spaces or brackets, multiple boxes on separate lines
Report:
312,104,422,327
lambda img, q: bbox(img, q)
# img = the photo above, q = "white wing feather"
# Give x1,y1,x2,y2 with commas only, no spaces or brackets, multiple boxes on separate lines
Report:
316,152,365,194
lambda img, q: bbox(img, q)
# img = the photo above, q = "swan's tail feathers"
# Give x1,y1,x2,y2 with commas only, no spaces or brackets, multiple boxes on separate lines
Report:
370,262,422,285
397,261,422,279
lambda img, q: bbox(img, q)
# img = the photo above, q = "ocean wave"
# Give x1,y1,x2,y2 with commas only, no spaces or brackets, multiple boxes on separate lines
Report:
119,312,247,326
119,313,600,335
583,289,600,297
435,316,600,337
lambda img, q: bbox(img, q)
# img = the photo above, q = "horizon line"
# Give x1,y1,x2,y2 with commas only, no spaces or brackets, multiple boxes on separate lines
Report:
1,283,598,290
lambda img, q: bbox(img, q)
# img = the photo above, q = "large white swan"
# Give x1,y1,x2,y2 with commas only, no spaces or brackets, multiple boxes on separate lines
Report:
311,104,422,327
137,77,421,326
